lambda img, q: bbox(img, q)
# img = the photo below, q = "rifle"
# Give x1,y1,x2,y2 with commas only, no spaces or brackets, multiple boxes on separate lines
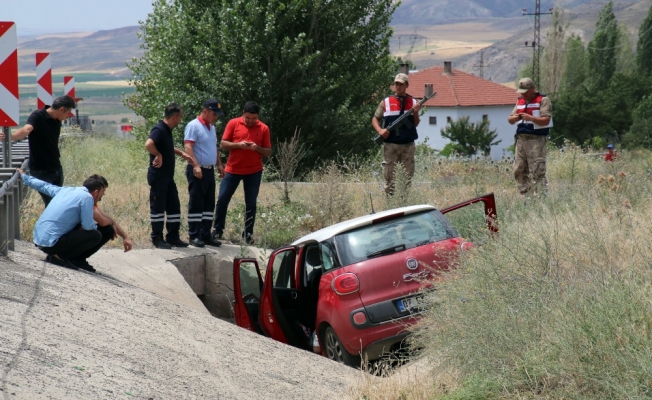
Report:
374,83,436,145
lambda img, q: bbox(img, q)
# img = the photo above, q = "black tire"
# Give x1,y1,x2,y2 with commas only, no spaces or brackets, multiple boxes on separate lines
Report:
323,326,361,368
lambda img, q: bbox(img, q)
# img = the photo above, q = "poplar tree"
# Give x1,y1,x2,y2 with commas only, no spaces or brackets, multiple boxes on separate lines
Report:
562,35,587,90
587,1,618,89
127,0,397,168
636,3,652,75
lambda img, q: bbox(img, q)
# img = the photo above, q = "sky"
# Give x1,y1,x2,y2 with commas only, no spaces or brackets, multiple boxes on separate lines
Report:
1,0,154,36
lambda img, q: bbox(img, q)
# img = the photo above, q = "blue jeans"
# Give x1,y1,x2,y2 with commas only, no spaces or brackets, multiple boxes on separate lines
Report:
213,171,262,239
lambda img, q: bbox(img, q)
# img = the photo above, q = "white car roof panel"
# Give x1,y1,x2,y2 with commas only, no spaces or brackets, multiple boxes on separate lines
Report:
292,204,437,245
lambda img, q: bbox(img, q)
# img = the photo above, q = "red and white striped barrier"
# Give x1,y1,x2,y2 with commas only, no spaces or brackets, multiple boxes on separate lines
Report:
36,52,52,109
0,22,19,127
64,75,75,116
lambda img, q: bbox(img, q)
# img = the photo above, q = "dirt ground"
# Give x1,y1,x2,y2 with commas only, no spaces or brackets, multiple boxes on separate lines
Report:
0,241,360,399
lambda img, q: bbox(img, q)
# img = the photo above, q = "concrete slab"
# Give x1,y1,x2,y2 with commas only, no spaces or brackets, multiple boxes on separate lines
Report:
0,241,359,399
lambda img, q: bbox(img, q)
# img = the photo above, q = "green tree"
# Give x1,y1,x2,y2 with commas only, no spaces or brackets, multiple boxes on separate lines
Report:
624,94,652,148
126,0,397,169
440,116,500,156
541,6,569,95
560,34,587,91
587,1,618,89
636,3,652,75
615,24,635,74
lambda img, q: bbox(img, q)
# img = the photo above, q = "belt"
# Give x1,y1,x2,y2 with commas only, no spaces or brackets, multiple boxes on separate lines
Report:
200,165,213,169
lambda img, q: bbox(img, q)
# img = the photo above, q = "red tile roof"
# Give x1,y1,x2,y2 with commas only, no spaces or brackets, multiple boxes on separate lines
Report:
407,66,518,107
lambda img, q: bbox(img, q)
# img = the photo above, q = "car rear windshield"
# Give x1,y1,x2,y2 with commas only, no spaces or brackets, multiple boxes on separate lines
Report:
334,210,459,266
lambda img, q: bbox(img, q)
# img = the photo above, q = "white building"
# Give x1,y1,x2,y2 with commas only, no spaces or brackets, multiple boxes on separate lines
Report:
407,62,519,158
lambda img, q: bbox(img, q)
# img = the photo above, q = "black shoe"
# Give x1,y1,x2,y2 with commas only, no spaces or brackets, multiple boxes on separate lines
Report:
71,259,96,273
152,236,172,249
211,231,223,240
244,235,255,245
167,237,189,248
189,238,205,247
46,255,79,270
202,236,222,247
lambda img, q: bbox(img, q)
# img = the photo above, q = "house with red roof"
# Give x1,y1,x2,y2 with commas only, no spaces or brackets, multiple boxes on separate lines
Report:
407,62,519,158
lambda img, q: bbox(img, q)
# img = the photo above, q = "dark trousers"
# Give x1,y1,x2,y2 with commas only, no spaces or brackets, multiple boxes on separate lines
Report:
148,170,181,240
30,165,64,206
40,225,114,261
185,165,215,240
213,170,262,239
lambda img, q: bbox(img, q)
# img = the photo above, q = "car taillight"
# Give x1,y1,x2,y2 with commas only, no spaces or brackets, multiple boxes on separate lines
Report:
331,273,360,295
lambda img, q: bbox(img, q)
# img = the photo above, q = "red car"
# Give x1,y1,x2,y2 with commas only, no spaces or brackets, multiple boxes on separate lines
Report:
232,194,497,367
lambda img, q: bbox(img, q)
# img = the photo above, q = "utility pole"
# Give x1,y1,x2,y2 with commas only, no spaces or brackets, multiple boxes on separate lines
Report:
473,50,490,79
522,1,553,88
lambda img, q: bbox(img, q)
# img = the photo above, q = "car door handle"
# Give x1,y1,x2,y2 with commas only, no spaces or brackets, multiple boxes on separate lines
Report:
291,292,298,300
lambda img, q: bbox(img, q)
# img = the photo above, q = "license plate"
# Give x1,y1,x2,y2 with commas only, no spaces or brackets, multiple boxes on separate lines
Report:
397,295,425,313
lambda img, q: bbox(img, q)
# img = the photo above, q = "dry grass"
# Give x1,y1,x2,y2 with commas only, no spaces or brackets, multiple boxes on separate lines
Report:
19,137,652,398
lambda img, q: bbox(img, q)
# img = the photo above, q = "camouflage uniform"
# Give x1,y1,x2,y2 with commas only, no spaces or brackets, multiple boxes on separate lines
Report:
374,99,417,195
511,96,552,196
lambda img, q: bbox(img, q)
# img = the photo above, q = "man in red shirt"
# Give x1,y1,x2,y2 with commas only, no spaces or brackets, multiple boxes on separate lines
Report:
212,101,272,245
605,144,618,162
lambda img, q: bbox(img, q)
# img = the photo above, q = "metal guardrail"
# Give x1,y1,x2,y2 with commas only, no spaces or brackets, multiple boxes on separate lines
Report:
0,139,29,256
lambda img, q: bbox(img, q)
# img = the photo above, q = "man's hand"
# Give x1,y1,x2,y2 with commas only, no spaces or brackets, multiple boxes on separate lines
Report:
16,168,24,177
412,104,422,113
152,155,163,168
217,164,225,178
123,238,133,252
193,165,203,179
180,152,193,163
0,131,5,141
379,128,390,139
241,141,256,149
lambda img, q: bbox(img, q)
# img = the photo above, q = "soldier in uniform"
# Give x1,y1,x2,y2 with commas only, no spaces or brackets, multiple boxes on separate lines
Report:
371,73,421,195
508,78,552,196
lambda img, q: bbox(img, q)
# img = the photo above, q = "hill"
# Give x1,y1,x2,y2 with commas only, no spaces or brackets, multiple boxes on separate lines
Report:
18,26,142,76
14,1,652,92
391,0,639,24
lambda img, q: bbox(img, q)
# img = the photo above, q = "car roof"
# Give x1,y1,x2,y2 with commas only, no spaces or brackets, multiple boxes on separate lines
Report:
292,204,437,245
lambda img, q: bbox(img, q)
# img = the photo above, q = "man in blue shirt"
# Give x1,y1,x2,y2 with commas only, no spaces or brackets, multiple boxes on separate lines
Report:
183,99,225,247
18,170,131,272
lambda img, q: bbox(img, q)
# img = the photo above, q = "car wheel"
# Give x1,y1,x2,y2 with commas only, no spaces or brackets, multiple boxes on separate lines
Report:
324,326,360,368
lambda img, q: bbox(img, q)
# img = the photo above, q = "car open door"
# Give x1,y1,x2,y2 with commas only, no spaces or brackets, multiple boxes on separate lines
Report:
259,246,312,351
232,258,264,333
441,193,498,241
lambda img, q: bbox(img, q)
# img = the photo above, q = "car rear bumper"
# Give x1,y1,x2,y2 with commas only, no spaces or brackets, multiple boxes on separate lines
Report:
362,332,410,361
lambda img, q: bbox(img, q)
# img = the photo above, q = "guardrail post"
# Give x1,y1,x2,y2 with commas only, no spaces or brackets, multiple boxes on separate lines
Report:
0,196,7,256
12,182,20,240
2,127,11,168
5,187,14,251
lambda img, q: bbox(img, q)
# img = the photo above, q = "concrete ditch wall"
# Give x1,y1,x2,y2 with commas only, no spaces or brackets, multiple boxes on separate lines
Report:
170,245,268,320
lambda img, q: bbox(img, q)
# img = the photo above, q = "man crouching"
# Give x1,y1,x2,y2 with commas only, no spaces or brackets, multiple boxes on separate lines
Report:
18,170,132,272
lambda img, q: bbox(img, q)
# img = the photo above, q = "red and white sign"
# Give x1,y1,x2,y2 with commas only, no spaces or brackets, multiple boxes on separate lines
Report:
0,22,19,127
36,52,52,109
64,75,75,116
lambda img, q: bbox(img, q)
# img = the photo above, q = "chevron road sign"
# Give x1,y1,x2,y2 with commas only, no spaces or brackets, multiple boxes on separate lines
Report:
36,52,52,109
0,22,19,127
64,75,76,116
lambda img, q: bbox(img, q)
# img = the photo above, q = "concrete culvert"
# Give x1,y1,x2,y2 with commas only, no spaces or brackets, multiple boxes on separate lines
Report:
0,241,359,399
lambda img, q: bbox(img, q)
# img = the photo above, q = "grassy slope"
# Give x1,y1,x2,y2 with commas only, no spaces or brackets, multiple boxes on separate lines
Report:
19,136,652,398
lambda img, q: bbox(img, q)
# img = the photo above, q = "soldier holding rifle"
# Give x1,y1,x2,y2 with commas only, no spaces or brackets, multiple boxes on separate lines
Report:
372,73,421,195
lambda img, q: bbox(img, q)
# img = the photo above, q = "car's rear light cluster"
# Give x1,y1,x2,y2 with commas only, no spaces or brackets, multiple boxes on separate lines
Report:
331,273,360,295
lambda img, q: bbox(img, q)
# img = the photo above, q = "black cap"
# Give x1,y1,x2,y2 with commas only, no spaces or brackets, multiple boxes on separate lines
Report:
203,99,224,116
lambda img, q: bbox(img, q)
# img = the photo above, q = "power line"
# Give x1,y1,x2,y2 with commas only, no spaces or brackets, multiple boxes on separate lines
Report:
520,6,652,53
